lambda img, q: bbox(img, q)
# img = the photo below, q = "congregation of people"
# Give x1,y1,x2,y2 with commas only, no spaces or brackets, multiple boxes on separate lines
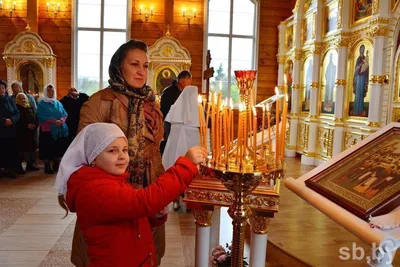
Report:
0,80,89,178
1,38,204,267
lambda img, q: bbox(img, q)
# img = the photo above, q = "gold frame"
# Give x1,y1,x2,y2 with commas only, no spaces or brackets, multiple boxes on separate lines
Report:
351,0,373,28
392,0,400,12
345,38,374,123
393,49,400,103
392,106,400,122
319,48,338,118
323,1,339,37
300,55,314,116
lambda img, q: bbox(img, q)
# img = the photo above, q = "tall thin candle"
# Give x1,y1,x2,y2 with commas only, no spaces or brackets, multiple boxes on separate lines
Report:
267,104,272,153
252,106,257,166
261,104,265,153
275,87,280,162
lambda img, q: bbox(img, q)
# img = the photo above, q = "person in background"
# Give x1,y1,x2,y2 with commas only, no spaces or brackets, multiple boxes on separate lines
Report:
159,71,192,210
75,39,167,267
55,123,205,267
10,81,37,113
60,87,89,148
15,93,39,172
0,80,20,178
37,84,69,174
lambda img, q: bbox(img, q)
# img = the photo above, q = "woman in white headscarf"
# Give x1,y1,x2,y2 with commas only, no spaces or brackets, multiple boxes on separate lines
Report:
55,122,205,267
37,84,68,174
162,85,201,210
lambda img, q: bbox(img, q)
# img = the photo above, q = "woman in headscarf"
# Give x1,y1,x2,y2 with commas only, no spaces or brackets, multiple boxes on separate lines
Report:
72,39,167,267
37,84,68,174
15,93,39,172
0,80,20,178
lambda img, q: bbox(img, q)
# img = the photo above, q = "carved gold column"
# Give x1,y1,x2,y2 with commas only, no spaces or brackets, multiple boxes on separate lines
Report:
366,23,388,128
193,208,213,267
332,35,349,156
248,216,271,267
301,42,322,166
3,56,15,91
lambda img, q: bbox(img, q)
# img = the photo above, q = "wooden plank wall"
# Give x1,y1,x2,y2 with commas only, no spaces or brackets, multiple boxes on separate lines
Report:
0,0,294,100
0,0,72,98
131,0,204,90
257,0,296,103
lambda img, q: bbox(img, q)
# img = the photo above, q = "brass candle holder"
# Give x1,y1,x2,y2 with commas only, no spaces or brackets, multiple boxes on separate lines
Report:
200,70,287,267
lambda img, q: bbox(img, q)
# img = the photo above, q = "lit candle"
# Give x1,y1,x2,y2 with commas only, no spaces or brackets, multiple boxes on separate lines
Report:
261,104,265,153
194,8,197,17
57,3,60,11
242,101,247,163
139,5,143,14
280,94,289,160
46,2,49,11
198,95,205,148
223,100,228,162
0,1,3,9
182,8,186,17
275,87,280,163
230,99,234,149
267,104,272,153
211,92,216,161
253,106,257,166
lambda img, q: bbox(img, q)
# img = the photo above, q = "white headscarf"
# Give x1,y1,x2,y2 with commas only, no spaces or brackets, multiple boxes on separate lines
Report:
42,83,57,103
165,85,200,127
55,123,126,196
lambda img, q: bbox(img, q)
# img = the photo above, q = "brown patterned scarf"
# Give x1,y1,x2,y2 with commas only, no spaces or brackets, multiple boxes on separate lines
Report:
108,50,156,186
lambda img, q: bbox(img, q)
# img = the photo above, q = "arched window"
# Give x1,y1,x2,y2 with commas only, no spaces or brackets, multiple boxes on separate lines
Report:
206,0,259,104
73,0,130,95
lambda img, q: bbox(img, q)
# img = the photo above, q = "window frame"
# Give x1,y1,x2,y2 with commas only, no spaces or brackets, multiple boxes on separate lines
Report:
203,0,260,104
72,0,131,94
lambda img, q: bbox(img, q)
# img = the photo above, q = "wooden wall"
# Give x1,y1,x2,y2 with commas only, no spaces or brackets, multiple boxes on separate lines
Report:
257,0,296,103
0,0,294,100
131,0,204,89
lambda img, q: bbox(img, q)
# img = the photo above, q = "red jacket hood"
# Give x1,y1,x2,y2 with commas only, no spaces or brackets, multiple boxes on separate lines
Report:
66,166,129,213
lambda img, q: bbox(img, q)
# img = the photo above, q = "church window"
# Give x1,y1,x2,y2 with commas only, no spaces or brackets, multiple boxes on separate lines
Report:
206,0,259,104
74,0,129,95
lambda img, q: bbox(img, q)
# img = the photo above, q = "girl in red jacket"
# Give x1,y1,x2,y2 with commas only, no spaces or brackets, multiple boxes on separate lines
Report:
55,123,206,267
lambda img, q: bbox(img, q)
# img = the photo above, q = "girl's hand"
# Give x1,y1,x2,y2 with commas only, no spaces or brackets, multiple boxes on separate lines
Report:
155,206,169,219
185,146,207,165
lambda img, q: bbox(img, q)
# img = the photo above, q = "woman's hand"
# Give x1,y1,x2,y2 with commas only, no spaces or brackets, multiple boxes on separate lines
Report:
185,146,207,166
55,120,63,127
4,119,12,127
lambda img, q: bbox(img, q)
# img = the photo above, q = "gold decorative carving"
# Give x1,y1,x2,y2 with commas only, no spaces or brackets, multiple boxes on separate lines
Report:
392,107,400,122
289,112,298,116
294,49,302,60
366,121,381,127
304,124,310,149
310,82,319,88
192,209,213,227
369,75,386,84
3,57,13,67
277,85,285,91
297,123,306,150
23,41,36,53
335,79,346,86
317,128,334,158
285,127,290,148
292,84,300,90
337,0,343,28
277,55,286,65
372,0,379,14
369,17,389,25
286,145,297,150
344,132,365,150
161,45,173,57
311,42,324,55
245,196,279,208
45,57,55,68
367,26,388,37
247,216,271,234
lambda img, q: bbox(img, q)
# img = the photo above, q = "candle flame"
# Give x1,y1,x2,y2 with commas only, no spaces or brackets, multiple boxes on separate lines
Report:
275,86,279,96
285,94,289,102
198,95,202,104
262,104,265,112
284,74,287,85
